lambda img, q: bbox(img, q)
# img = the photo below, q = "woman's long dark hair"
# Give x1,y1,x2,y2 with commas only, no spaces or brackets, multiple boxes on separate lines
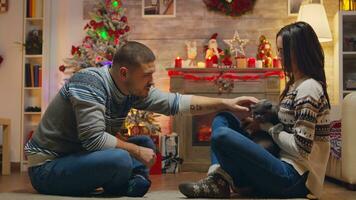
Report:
277,21,330,108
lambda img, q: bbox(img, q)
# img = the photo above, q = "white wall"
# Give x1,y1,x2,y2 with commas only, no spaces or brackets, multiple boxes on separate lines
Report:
0,1,24,162
48,0,87,99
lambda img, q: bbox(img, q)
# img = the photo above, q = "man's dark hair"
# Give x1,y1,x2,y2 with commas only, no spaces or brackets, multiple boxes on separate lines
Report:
112,41,155,70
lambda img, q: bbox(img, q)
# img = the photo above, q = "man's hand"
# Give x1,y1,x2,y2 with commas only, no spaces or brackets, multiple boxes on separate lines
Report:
189,95,258,116
135,146,157,168
116,138,156,168
223,96,259,113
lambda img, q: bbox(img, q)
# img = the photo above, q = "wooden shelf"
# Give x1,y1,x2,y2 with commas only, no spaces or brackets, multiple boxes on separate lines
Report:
25,17,43,20
24,112,41,115
25,55,43,58
343,51,356,55
24,87,42,90
341,11,356,17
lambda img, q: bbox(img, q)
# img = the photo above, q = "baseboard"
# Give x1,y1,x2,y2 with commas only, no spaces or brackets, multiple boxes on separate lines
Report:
326,176,356,191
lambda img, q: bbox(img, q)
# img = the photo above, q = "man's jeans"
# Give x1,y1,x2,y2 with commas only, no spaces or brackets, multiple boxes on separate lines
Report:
210,112,309,198
28,136,155,196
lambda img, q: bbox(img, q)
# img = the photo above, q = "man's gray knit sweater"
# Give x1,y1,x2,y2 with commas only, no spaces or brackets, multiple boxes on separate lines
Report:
25,67,192,167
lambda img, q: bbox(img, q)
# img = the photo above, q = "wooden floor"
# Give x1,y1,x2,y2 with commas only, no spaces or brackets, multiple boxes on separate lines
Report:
0,172,356,199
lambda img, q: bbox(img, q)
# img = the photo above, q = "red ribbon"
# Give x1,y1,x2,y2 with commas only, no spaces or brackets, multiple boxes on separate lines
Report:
167,70,284,81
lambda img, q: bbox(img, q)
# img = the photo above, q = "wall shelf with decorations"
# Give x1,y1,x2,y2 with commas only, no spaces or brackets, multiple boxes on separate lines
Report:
20,0,50,172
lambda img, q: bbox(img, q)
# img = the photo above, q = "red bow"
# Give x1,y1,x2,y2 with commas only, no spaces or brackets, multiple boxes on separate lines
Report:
71,46,80,56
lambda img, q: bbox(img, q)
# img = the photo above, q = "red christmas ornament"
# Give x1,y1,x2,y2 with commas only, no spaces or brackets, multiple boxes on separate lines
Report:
120,16,128,23
89,20,96,27
106,54,113,60
108,29,115,36
71,46,80,56
118,29,125,34
96,21,105,29
124,26,130,32
84,23,91,30
114,37,120,45
59,65,66,72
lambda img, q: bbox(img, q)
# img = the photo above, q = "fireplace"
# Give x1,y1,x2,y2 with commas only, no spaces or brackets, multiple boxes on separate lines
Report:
168,68,282,172
192,113,215,146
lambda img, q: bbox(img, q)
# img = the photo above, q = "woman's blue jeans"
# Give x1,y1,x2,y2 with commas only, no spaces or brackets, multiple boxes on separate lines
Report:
210,112,309,198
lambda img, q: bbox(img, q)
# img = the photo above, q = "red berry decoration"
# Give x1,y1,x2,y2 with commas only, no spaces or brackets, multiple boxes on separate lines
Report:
119,29,125,34
59,65,66,72
125,26,130,32
120,16,127,23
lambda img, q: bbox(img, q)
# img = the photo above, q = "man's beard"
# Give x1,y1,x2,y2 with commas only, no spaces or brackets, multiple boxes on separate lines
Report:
126,80,151,97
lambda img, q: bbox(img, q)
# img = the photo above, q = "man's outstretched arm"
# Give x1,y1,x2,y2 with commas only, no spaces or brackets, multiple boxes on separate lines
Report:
132,87,258,117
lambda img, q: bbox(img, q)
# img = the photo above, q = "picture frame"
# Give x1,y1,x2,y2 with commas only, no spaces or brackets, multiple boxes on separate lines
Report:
288,0,323,16
0,0,8,13
142,0,176,18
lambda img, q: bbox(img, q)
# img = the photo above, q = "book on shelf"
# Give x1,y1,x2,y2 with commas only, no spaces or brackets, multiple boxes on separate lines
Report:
39,67,42,87
25,63,42,87
25,63,31,87
33,64,39,87
26,0,43,18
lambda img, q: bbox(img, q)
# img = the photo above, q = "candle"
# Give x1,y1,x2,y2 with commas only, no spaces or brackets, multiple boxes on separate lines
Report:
273,57,281,68
205,57,213,68
197,62,206,68
256,60,263,68
175,57,182,68
247,57,256,68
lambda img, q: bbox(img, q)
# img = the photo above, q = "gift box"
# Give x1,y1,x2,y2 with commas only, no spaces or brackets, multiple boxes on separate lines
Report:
236,56,247,68
150,152,162,175
161,133,182,173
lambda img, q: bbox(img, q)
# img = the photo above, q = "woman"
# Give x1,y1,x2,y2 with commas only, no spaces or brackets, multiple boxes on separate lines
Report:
179,21,331,199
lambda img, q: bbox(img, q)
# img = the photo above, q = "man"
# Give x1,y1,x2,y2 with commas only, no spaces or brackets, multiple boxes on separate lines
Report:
25,41,257,197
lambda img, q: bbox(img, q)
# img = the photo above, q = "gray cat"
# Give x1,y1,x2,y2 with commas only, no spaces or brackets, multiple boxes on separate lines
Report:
241,99,280,157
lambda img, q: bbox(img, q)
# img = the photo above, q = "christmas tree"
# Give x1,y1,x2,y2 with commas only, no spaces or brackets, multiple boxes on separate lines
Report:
256,35,273,68
58,0,129,73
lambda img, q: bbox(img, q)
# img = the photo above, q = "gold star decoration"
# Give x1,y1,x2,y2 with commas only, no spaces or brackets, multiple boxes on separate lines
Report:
224,31,249,57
